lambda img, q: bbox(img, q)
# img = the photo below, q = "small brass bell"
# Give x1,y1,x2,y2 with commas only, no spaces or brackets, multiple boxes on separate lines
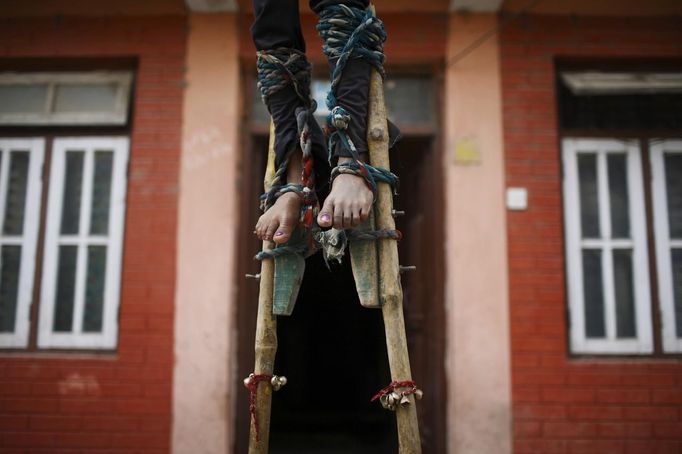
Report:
243,373,254,388
399,395,411,407
415,389,424,400
386,403,396,411
389,392,401,406
270,375,287,391
379,394,390,409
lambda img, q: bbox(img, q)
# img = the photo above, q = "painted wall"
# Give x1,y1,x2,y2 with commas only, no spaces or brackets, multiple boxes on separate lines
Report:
502,14,682,454
502,0,682,16
173,13,241,454
0,15,185,452
444,12,512,454
0,0,185,16
238,12,448,65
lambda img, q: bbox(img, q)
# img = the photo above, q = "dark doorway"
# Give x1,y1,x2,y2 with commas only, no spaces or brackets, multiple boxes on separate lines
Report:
235,133,445,453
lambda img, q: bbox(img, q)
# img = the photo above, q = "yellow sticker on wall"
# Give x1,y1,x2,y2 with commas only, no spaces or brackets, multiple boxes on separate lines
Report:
453,137,481,165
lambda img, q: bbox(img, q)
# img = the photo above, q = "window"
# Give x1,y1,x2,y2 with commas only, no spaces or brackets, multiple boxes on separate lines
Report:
650,139,682,353
250,75,436,130
0,139,45,347
559,65,682,355
0,136,129,350
37,137,129,349
0,72,132,126
562,138,653,354
0,69,132,351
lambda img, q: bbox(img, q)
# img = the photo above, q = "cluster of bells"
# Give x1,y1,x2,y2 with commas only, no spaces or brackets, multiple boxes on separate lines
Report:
379,388,424,412
243,373,288,392
243,373,424,412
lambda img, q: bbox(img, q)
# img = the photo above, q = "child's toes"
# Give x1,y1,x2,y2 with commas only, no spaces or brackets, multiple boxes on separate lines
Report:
264,219,280,241
273,215,295,244
317,198,334,228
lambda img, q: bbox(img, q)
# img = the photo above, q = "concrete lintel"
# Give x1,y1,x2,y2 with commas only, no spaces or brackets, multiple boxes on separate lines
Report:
450,0,502,12
185,0,238,12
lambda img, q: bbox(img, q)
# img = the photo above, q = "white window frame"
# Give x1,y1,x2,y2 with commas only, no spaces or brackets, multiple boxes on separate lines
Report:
0,139,45,348
650,139,682,353
0,72,132,126
562,138,653,354
38,137,129,349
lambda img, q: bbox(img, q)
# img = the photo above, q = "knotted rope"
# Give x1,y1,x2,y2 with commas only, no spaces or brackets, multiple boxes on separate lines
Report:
316,5,398,201
256,48,319,260
331,159,399,200
254,7,401,264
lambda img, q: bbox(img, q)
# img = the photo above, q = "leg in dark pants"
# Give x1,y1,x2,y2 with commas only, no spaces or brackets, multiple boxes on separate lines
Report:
251,0,388,233
250,0,372,163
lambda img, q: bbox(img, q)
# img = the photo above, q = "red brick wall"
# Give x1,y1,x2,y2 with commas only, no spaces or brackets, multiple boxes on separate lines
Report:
502,15,682,454
0,16,186,453
238,13,447,65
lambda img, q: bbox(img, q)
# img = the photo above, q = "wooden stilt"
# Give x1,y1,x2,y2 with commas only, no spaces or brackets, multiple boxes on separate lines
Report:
247,6,421,447
367,65,423,452
248,123,279,453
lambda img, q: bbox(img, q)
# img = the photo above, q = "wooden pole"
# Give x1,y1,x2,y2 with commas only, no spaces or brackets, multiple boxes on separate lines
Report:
367,66,423,453
248,122,278,454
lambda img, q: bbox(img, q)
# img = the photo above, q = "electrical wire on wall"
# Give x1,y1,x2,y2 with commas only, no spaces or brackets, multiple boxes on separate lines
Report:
446,0,546,67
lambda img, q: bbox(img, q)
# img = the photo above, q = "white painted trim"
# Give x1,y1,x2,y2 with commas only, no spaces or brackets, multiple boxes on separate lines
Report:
562,138,653,354
561,72,682,95
184,0,237,12
449,0,502,12
0,72,132,126
650,139,682,353
37,137,129,349
0,139,45,348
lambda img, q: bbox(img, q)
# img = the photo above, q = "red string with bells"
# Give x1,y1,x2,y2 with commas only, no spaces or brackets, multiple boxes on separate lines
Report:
371,380,420,404
244,373,273,443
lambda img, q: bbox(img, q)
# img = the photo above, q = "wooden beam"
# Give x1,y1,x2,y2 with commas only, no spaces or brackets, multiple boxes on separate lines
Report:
248,122,277,453
450,0,502,12
185,0,238,12
368,65,422,453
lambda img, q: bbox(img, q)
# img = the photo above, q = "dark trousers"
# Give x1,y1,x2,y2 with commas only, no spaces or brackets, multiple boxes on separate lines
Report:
250,0,394,173
250,0,369,52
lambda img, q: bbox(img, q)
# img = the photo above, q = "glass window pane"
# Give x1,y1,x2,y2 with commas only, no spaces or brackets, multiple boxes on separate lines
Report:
384,77,435,126
664,154,682,239
53,83,118,113
89,151,113,235
53,245,78,332
251,81,270,124
672,249,682,338
0,245,21,332
311,79,331,119
583,249,605,338
3,151,29,235
60,151,84,235
578,154,600,238
83,246,107,333
0,84,48,114
252,76,436,127
613,249,636,338
607,153,630,239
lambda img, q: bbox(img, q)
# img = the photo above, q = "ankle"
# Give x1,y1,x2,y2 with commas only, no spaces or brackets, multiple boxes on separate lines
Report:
337,152,368,164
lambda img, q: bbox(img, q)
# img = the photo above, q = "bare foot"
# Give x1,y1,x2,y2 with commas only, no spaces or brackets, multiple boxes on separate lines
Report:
254,192,301,244
254,149,303,245
317,156,373,229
